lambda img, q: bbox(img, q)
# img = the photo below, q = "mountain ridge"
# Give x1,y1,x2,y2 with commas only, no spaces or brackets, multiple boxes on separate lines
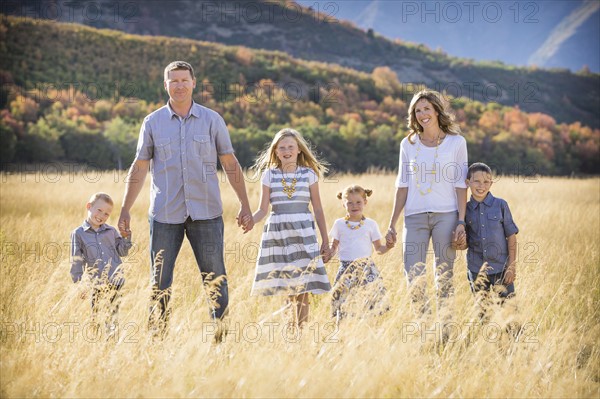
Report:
3,0,598,128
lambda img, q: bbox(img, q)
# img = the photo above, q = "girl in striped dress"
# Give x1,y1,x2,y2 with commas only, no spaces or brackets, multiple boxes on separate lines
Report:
248,128,332,327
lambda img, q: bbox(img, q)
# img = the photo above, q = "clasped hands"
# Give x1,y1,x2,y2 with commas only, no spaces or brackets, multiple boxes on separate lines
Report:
237,211,254,234
385,226,398,248
452,224,467,250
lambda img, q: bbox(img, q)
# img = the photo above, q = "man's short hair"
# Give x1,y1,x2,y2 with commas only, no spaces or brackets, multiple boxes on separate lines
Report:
467,162,493,180
164,61,195,81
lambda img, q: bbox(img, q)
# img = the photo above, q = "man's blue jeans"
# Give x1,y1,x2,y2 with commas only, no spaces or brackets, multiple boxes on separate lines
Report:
149,216,229,326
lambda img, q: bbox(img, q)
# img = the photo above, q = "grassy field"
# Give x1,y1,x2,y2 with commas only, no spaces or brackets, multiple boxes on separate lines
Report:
0,170,598,398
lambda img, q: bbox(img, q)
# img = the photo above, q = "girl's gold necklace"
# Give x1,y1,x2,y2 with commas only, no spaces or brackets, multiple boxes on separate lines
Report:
281,168,299,199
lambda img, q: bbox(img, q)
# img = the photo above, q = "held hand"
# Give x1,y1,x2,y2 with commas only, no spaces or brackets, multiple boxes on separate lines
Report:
452,224,466,250
320,243,332,263
452,229,467,250
386,227,397,244
504,263,516,285
237,208,254,234
238,215,253,233
453,223,465,241
118,209,131,238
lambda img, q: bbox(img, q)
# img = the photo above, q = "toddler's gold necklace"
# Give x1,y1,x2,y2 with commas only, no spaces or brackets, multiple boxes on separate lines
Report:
345,215,365,230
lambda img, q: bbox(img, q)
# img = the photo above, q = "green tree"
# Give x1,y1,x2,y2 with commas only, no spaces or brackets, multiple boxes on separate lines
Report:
18,118,64,162
0,120,17,164
103,117,141,169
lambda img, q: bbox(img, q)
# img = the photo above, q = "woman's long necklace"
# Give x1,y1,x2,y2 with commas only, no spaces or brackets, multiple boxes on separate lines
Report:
281,169,298,199
345,215,365,230
413,133,443,196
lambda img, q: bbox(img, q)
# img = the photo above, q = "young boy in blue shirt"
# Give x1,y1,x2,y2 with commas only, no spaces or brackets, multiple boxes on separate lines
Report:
455,163,518,301
71,192,132,330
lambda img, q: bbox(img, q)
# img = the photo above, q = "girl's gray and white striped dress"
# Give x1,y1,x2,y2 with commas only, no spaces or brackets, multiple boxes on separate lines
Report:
251,167,331,296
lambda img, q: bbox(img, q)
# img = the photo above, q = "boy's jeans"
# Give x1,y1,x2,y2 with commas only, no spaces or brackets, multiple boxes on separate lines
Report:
467,269,515,321
467,269,515,298
149,216,229,328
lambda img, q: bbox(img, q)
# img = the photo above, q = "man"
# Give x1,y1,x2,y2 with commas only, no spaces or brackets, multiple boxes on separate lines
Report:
118,61,253,335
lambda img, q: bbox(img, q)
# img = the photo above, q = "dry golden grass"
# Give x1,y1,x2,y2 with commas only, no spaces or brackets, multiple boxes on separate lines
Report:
1,170,598,398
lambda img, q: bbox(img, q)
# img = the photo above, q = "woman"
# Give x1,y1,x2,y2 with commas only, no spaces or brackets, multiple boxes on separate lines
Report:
386,90,468,313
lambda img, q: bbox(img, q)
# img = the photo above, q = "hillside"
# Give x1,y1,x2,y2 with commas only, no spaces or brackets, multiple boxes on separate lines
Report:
2,0,599,128
0,16,598,175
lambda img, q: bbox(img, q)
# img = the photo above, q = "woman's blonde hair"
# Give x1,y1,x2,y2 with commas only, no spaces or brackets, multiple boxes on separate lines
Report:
406,89,461,144
336,185,373,200
253,128,328,177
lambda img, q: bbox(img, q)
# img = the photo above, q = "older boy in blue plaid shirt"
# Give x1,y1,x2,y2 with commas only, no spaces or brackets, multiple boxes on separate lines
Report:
455,163,518,300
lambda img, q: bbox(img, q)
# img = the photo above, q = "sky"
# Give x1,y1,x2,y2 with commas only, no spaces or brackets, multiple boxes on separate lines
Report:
297,0,600,72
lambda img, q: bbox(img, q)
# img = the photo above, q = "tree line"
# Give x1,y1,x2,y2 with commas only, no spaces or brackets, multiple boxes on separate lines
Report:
1,81,598,175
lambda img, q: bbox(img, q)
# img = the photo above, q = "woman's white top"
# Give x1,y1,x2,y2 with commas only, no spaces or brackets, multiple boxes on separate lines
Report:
395,134,468,217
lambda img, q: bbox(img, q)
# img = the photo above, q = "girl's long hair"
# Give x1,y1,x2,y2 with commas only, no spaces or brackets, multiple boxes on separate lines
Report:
253,128,328,177
406,89,462,144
